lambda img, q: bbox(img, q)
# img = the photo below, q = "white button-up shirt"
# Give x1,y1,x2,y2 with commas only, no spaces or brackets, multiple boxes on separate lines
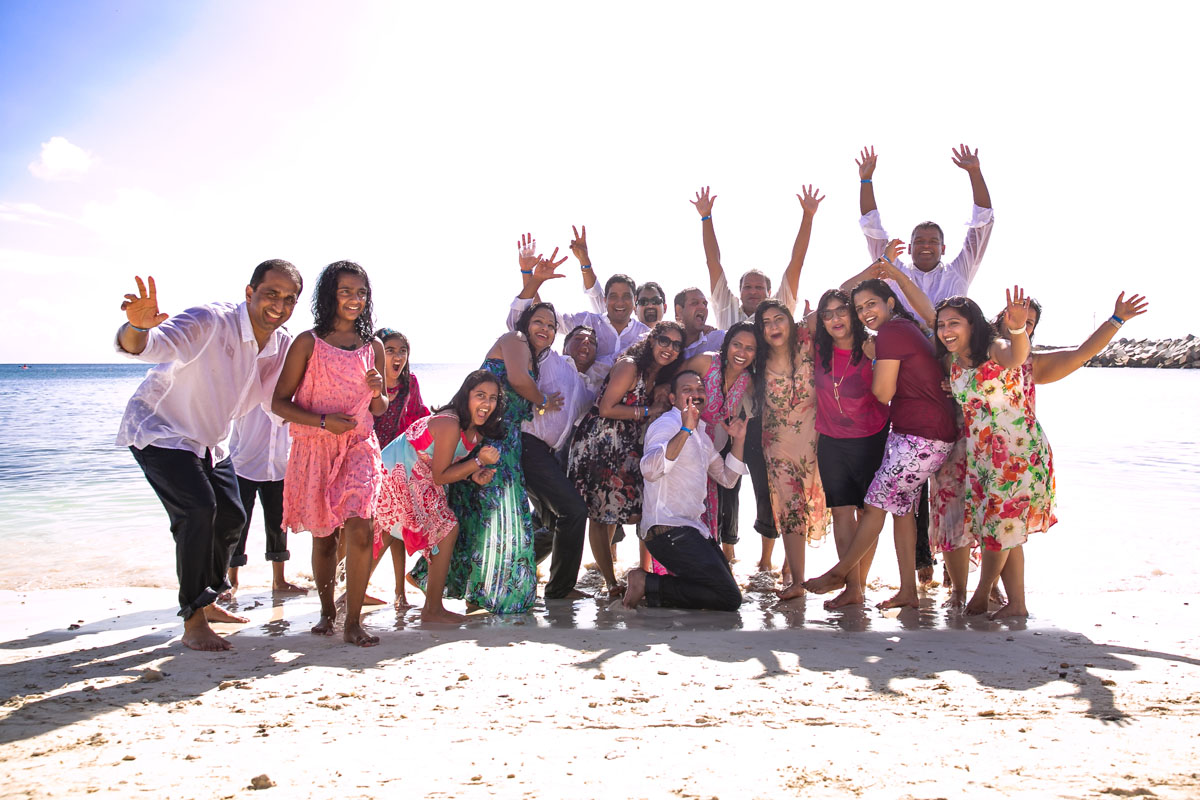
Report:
115,302,291,462
860,204,995,307
711,272,798,328
522,350,599,452
639,407,748,540
682,328,727,360
508,282,649,372
229,405,290,482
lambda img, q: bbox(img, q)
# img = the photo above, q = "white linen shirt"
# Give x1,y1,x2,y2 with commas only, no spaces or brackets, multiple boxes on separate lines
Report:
860,204,995,307
229,405,290,482
115,302,291,462
711,272,798,328
521,350,598,452
682,328,727,360
508,282,649,371
639,407,748,540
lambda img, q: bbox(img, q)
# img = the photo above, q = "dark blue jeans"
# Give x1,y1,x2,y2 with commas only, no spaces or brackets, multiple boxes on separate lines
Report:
130,445,245,619
643,526,742,612
230,477,288,567
745,415,777,538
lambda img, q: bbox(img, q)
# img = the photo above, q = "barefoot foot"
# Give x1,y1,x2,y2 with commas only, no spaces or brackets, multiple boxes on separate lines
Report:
963,597,989,616
776,582,806,601
204,604,248,624
420,606,467,624
623,569,647,609
217,587,236,604
876,591,918,610
311,615,336,636
823,588,865,609
362,593,387,607
272,581,308,595
917,566,934,585
803,571,846,596
343,622,380,647
394,594,414,610
181,618,232,651
989,603,1028,620
549,589,592,601
989,585,1007,606
942,592,967,610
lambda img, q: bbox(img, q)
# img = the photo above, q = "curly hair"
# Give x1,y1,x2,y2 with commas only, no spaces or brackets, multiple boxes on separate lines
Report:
934,296,995,367
514,302,557,381
312,261,374,343
623,320,685,388
435,369,506,441
375,327,411,405
752,299,798,414
814,289,868,373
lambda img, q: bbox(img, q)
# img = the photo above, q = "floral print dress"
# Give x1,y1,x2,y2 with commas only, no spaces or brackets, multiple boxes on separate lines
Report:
567,371,649,524
700,358,751,535
761,328,829,542
951,357,1056,552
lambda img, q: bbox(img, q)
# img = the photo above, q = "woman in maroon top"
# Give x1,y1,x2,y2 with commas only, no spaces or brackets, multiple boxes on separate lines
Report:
805,278,957,609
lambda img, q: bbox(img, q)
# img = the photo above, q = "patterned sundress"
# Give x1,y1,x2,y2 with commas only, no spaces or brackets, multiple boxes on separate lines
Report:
699,358,752,534
761,327,829,542
282,336,383,537
567,370,649,524
951,357,1056,551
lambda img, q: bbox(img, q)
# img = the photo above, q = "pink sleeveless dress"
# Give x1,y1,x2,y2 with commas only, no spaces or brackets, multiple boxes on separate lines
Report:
282,336,383,537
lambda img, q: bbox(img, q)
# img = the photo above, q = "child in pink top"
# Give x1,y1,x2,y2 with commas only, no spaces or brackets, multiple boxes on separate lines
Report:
273,261,387,647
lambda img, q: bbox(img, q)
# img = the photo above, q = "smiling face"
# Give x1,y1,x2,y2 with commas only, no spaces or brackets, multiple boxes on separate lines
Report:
382,336,408,386
564,329,597,373
606,281,635,326
936,307,972,356
526,308,557,354
725,330,757,374
910,226,946,272
467,380,500,429
670,372,706,412
759,306,793,350
636,286,665,325
245,268,301,341
334,272,369,323
739,272,770,315
675,290,709,335
652,329,684,366
820,297,854,344
853,289,894,332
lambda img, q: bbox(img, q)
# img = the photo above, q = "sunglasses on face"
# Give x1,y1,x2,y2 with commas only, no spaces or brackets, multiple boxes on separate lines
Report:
820,306,851,321
655,334,684,352
637,296,665,306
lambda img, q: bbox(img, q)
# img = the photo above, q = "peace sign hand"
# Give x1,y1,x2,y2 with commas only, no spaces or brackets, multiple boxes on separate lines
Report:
569,225,589,265
1113,292,1149,321
121,276,169,330
1003,285,1031,331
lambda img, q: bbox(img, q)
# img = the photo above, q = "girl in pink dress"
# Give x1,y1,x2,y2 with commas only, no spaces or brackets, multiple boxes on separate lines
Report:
273,261,387,647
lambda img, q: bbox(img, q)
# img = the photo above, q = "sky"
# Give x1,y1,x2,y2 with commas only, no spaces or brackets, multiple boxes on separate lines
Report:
1,1,1194,364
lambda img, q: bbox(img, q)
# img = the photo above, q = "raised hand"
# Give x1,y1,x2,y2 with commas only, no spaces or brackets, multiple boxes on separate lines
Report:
797,184,825,215
518,233,537,272
541,391,565,414
121,276,170,330
569,225,590,265
951,143,981,172
365,368,384,398
1003,285,1031,331
323,413,357,435
856,146,878,180
1113,292,1149,321
884,238,907,264
530,248,568,282
721,415,748,442
681,397,701,431
691,186,717,218
477,445,500,466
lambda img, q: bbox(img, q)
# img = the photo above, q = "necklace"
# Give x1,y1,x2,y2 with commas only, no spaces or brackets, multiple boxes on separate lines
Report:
830,347,853,417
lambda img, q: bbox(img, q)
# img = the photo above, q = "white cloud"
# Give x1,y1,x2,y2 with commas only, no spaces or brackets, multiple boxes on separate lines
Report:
0,201,76,227
28,136,94,181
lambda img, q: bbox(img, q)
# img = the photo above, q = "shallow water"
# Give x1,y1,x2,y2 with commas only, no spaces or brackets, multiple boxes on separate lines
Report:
1,364,1197,634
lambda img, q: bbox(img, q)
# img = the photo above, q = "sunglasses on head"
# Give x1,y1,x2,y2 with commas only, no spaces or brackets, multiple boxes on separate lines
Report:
637,296,664,306
655,334,684,352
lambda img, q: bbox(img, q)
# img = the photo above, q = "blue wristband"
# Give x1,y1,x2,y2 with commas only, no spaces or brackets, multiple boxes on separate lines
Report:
700,215,711,222
1109,314,1125,326
680,426,693,435
520,269,532,275
128,323,150,332
861,179,872,184
580,264,592,271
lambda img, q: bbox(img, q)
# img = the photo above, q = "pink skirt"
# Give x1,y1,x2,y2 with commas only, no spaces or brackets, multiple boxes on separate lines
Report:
374,458,458,558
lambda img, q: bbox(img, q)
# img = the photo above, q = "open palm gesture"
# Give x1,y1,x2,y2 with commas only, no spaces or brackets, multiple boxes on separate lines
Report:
691,186,717,217
121,276,169,330
797,184,825,215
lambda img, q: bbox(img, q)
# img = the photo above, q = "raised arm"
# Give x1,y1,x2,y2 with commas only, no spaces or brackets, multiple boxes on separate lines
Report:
857,146,878,216
1032,293,1149,385
497,330,561,412
517,246,566,300
118,275,170,355
692,186,724,294
873,240,936,329
988,287,1032,369
569,225,598,293
952,143,991,210
779,185,823,306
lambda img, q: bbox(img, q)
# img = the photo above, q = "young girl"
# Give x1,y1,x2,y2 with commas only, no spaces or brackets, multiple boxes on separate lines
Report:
273,261,387,647
375,370,503,624
804,278,957,608
934,288,1044,619
371,327,430,607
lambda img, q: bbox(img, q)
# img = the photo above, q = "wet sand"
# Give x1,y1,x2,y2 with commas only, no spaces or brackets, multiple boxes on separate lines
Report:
3,550,1198,799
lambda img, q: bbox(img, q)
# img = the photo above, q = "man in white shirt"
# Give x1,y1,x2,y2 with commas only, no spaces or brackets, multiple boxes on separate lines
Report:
226,406,306,599
116,261,302,651
673,287,726,360
622,370,748,612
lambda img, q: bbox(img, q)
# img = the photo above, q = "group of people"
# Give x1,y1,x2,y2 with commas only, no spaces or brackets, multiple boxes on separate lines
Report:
116,144,1149,650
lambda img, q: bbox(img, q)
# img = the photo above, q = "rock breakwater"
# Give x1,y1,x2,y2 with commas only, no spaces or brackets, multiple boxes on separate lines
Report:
1083,335,1200,368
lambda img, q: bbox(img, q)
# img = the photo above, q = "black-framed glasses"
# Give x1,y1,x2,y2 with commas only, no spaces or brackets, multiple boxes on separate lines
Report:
819,305,851,321
637,296,664,306
655,334,684,352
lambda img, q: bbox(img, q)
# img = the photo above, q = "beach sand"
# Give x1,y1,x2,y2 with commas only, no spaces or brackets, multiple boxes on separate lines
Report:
3,551,1198,799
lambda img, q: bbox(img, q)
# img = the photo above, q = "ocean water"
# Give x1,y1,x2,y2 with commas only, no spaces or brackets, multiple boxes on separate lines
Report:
1,363,1198,602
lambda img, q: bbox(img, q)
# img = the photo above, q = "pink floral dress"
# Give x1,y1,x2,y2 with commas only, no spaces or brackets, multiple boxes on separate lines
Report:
282,336,383,537
699,358,752,535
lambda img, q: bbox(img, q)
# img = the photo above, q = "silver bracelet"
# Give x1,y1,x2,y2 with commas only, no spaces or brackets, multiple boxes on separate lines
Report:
1007,327,1027,336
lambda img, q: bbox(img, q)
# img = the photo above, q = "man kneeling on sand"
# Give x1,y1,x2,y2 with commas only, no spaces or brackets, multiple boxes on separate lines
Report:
624,371,747,612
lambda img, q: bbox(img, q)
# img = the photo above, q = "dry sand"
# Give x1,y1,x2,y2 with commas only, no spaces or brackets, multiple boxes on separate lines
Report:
2,557,1199,800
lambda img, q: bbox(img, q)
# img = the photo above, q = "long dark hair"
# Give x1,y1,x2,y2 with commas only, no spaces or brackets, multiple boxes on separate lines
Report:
718,321,756,406
934,296,995,367
850,278,918,325
814,288,868,373
752,299,797,413
312,260,375,343
993,298,1043,341
435,369,505,440
624,320,685,388
514,302,557,381
375,327,411,405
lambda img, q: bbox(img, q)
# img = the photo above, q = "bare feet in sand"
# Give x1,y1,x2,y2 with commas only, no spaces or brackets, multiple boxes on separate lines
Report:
272,580,308,595
394,594,414,610
776,582,806,601
989,603,1028,620
217,587,237,604
181,616,232,651
550,589,592,601
311,615,336,636
963,597,989,616
756,560,776,575
204,604,248,624
803,571,846,595
917,566,935,585
343,622,380,647
823,588,865,610
420,606,467,624
623,569,647,608
876,591,918,610
942,591,967,610
990,585,1007,606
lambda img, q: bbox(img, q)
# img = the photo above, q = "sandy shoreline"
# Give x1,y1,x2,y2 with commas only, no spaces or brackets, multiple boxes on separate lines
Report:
3,572,1198,799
